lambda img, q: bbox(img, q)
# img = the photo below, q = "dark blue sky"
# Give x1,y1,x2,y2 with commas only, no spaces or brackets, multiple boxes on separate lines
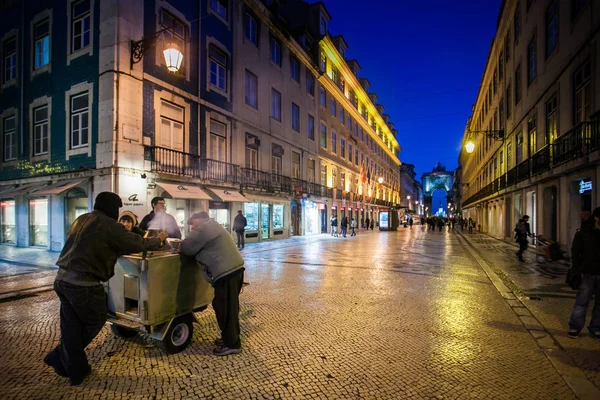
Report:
319,0,502,179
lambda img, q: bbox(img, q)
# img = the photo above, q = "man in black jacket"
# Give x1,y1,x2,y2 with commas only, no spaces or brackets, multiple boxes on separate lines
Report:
568,207,600,339
44,192,167,385
515,215,532,262
232,210,247,249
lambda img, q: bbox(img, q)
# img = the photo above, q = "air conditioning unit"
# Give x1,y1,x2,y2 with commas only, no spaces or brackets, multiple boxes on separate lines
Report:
247,137,260,146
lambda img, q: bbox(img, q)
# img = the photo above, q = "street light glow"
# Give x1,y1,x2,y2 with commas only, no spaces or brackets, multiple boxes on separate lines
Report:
465,141,475,153
378,177,384,184
163,43,184,72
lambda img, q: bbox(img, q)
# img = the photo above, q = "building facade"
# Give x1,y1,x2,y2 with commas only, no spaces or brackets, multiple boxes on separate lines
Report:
459,0,599,253
0,0,402,250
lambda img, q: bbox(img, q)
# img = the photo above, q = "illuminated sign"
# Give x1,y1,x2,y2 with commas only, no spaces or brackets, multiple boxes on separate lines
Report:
579,179,592,194
379,211,389,229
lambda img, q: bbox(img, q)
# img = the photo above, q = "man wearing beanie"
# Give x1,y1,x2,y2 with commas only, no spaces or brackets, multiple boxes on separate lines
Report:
568,207,600,340
180,211,245,356
44,192,168,385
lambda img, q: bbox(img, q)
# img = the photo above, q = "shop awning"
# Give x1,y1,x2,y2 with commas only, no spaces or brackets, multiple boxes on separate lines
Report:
0,182,48,197
32,178,88,195
206,186,246,202
0,185,16,195
156,181,212,200
243,193,290,205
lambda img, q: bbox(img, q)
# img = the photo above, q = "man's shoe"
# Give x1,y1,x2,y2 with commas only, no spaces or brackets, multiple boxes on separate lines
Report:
213,346,242,356
43,354,68,378
568,330,580,339
589,330,600,341
69,364,92,386
214,338,224,346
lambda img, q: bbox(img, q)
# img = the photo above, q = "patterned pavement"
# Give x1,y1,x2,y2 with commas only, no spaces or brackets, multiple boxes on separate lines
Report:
0,227,596,399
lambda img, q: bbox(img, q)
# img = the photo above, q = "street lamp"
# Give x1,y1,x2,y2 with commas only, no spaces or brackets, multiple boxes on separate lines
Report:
131,26,184,72
464,129,505,154
378,177,384,184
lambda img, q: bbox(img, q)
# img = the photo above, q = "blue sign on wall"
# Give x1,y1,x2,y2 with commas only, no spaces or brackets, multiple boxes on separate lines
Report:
579,179,592,194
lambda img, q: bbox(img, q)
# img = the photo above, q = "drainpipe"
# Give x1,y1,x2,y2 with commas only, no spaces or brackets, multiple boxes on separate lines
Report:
19,0,24,156
111,0,121,193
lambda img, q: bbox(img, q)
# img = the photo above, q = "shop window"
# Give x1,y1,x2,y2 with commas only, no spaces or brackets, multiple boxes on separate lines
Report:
1,199,16,244
29,198,48,246
273,204,283,229
243,202,259,231
65,188,88,232
209,202,229,231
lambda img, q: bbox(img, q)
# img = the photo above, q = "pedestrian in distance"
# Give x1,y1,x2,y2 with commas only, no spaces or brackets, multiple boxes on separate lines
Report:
340,216,348,237
139,196,182,239
567,207,600,340
437,218,444,232
233,210,247,250
365,217,370,231
350,217,357,236
118,211,145,237
514,215,533,262
370,218,374,230
180,212,245,356
409,217,413,229
330,214,338,237
44,192,166,385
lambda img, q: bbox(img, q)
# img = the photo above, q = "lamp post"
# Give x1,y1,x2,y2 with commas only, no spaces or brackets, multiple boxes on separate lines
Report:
464,129,505,154
131,26,184,72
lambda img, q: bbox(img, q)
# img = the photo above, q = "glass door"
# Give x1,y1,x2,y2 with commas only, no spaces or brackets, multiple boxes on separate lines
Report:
261,204,270,239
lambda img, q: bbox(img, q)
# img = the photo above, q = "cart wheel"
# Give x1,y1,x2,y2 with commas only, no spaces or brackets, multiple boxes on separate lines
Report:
159,315,194,354
111,324,138,338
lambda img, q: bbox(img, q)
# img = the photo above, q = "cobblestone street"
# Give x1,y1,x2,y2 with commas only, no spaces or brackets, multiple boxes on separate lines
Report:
0,227,598,399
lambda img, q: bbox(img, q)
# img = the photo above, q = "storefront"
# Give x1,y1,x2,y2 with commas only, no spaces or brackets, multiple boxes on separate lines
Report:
243,194,289,242
205,186,248,233
0,183,48,247
302,198,320,235
29,198,49,247
0,198,16,244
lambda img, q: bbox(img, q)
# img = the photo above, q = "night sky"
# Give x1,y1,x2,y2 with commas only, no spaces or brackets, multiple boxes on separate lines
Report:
318,0,502,180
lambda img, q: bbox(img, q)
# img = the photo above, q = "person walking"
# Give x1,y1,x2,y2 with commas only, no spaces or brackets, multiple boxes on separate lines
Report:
232,210,247,250
350,218,357,236
180,212,245,356
139,197,182,238
567,208,600,339
409,217,413,229
330,214,338,237
370,218,374,230
44,192,166,385
514,215,533,262
365,217,370,231
340,216,348,237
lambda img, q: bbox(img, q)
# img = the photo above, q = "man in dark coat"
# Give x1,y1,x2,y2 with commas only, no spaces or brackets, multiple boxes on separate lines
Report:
180,212,245,356
568,208,600,339
232,210,247,249
44,192,166,385
515,215,532,262
139,196,182,238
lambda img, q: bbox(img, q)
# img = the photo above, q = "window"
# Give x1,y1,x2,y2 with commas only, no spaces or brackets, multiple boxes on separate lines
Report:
244,12,258,46
271,144,282,177
71,92,90,149
354,149,359,165
320,164,327,186
359,127,363,142
546,0,558,56
348,143,352,163
498,52,504,81
514,2,521,41
332,132,338,154
332,167,337,188
320,86,327,107
528,116,537,155
271,89,281,121
500,150,504,173
209,119,226,162
505,32,510,62
291,103,300,132
290,56,300,83
306,72,315,96
319,13,327,35
33,105,49,156
340,108,345,125
3,37,16,83
354,123,358,138
493,69,497,95
3,116,16,161
209,45,227,92
341,171,346,191
71,0,91,52
308,159,315,183
319,49,326,72
159,100,183,151
307,114,315,140
572,0,587,18
292,151,300,179
34,19,50,70
499,97,504,127
574,61,591,124
348,115,352,131
546,95,557,145
245,136,258,171
270,36,281,66
515,64,522,104
528,37,537,85
331,97,337,117
211,0,228,21
245,69,258,108
331,65,338,85
1,199,16,244
516,132,523,164
320,123,327,148
506,84,512,119
507,142,513,169
160,10,185,73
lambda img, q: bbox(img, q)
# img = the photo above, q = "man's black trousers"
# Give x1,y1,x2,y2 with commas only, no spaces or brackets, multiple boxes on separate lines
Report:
45,280,107,382
517,240,528,257
235,230,245,248
212,269,245,349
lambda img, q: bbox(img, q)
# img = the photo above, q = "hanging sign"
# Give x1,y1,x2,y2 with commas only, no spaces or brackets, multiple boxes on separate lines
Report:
579,179,592,194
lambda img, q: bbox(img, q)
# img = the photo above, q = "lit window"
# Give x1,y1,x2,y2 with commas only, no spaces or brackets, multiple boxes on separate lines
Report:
71,0,91,52
34,19,50,70
209,45,228,92
70,92,89,149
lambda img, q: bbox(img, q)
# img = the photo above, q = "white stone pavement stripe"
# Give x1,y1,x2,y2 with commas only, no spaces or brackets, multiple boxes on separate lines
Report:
456,233,600,400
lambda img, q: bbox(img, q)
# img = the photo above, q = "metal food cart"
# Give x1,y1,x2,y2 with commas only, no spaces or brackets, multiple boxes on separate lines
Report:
105,251,213,354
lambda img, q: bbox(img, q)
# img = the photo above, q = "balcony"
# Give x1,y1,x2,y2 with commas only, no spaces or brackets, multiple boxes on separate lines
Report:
461,120,600,208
